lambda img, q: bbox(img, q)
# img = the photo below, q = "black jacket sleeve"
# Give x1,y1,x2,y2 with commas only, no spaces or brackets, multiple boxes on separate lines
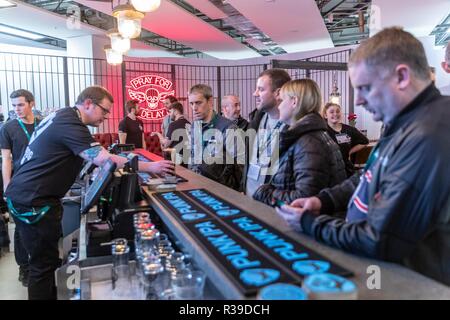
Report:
316,173,360,214
253,134,342,205
300,132,449,262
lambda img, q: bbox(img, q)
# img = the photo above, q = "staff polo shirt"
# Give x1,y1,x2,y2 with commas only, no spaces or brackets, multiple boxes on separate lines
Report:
5,107,99,207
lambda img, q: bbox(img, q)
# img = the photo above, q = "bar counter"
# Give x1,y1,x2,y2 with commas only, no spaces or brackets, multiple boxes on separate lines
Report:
137,149,450,299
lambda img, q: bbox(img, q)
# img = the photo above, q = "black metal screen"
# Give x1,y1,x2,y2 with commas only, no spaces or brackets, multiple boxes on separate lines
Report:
0,49,352,134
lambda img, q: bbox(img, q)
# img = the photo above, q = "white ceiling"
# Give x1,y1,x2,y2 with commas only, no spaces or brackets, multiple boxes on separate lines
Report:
0,1,103,39
370,0,450,37
184,0,227,20
0,0,449,60
226,0,333,53
77,0,261,60
0,32,65,50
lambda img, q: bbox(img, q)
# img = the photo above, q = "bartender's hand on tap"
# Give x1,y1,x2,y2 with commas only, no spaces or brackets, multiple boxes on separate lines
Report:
142,160,175,175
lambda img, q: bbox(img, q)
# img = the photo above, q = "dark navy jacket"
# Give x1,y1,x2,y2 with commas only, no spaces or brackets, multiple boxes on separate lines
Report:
301,84,450,285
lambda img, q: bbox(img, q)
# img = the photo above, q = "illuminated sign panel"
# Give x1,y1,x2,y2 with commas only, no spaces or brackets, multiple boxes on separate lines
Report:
154,189,353,297
126,75,174,121
184,189,352,277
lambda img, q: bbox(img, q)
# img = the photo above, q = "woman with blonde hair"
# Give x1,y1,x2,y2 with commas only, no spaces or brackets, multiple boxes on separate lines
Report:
253,79,346,206
322,102,369,177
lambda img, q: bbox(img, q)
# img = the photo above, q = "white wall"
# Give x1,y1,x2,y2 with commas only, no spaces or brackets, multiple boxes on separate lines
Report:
420,36,450,91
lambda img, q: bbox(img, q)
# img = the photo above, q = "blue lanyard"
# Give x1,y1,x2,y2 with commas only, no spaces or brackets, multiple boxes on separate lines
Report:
6,198,50,225
258,117,282,152
17,118,36,141
363,143,380,172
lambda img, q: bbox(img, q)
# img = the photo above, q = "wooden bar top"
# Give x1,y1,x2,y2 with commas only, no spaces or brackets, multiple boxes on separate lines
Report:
136,149,450,299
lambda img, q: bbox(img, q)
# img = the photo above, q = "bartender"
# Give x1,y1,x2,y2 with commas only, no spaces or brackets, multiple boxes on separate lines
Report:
4,85,174,300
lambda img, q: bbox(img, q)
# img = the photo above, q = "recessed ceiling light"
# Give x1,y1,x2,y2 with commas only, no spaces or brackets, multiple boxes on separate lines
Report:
0,24,44,40
0,0,16,8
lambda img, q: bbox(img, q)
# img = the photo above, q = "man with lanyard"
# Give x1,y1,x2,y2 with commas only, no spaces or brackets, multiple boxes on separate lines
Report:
4,86,174,299
118,99,146,149
0,89,40,287
187,84,243,190
276,28,450,285
242,69,291,197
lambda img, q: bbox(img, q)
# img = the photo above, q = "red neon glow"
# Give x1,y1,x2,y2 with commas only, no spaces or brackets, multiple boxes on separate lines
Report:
127,75,174,121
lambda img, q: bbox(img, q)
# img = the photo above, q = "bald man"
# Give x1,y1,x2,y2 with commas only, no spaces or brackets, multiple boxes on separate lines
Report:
221,95,248,130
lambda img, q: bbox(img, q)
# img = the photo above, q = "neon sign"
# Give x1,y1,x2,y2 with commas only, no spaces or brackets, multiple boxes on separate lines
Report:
126,74,174,121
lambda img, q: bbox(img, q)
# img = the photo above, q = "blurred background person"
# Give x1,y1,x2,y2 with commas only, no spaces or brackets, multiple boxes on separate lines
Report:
161,95,178,137
0,89,41,287
322,102,369,177
221,95,248,130
439,41,450,95
153,101,190,161
118,100,145,149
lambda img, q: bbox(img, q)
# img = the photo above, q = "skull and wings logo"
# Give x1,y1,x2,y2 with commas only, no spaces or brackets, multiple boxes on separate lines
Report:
126,75,175,121
128,88,175,109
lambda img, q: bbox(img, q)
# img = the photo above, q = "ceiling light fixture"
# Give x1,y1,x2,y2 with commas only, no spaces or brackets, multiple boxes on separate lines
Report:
104,45,123,65
107,28,131,54
130,0,160,13
329,72,341,105
112,4,144,39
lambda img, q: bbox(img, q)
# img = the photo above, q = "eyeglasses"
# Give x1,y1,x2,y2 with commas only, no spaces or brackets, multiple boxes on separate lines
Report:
95,103,111,116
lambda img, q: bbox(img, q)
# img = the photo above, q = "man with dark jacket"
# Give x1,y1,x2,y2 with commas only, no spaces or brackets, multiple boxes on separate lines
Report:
188,84,243,190
242,69,291,196
276,27,450,286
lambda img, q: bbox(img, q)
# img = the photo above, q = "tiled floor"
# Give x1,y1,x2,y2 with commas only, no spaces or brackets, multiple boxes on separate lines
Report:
0,251,28,300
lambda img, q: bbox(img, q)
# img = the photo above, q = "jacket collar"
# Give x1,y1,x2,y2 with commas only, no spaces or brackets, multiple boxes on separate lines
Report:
280,112,327,153
383,83,440,137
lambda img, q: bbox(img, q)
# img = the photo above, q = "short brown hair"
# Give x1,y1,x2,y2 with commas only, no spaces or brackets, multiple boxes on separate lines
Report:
75,85,114,106
10,89,35,103
164,95,178,104
349,27,430,80
322,102,341,118
125,100,138,113
170,102,184,114
281,79,322,122
259,68,291,91
189,84,213,100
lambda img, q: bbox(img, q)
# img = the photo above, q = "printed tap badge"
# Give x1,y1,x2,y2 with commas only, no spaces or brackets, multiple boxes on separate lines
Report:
239,268,280,286
303,273,357,293
258,283,307,300
127,75,175,121
292,260,331,276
